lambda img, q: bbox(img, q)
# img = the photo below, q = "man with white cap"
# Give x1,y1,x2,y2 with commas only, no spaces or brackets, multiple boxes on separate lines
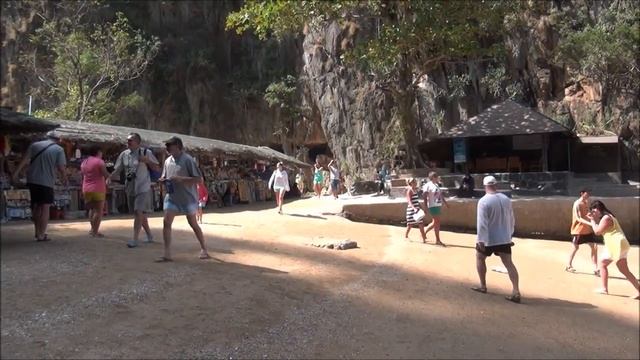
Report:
12,130,67,242
472,175,521,303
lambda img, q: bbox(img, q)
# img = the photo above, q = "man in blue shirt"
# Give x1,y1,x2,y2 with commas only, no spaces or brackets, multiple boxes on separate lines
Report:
156,136,210,262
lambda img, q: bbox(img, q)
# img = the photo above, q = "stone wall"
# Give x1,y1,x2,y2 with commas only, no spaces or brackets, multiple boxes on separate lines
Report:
342,197,640,243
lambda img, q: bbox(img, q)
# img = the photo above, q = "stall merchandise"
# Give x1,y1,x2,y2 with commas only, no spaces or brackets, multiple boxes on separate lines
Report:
4,189,31,219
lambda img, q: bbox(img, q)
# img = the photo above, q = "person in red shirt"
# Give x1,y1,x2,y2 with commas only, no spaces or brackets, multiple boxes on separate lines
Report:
196,178,208,224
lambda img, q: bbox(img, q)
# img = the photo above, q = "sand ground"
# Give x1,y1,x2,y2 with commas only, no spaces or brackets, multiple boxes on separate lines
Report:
1,196,639,359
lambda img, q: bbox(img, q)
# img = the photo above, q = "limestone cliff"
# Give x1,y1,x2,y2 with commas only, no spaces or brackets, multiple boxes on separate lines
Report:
2,1,637,176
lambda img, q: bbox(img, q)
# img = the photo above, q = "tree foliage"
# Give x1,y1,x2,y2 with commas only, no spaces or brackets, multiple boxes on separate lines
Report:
25,0,160,122
264,75,301,136
227,0,518,167
554,0,639,101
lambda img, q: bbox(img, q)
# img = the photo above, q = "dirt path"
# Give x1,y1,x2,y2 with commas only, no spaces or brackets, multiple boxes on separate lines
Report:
2,197,639,359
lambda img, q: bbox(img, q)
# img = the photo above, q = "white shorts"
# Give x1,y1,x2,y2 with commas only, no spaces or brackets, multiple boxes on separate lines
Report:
601,247,629,261
274,186,286,193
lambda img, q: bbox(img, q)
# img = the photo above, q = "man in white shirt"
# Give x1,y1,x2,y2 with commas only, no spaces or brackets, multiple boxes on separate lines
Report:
328,159,341,199
111,132,160,248
473,176,521,303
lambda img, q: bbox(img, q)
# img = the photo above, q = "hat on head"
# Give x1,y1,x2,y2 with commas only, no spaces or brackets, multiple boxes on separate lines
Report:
46,130,60,140
483,175,497,186
165,136,183,148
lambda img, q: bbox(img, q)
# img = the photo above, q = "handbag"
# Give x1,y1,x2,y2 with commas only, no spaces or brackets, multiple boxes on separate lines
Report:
413,209,425,222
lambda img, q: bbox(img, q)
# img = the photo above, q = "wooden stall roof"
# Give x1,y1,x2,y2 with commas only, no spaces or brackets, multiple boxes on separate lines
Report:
0,108,60,134
438,100,572,139
52,119,310,168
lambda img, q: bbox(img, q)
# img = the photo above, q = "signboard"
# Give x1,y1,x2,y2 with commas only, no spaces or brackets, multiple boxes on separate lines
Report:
453,138,467,163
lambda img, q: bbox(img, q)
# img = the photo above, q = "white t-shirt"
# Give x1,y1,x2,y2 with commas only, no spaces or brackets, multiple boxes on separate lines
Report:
476,193,515,246
329,165,340,180
422,181,442,208
268,169,290,191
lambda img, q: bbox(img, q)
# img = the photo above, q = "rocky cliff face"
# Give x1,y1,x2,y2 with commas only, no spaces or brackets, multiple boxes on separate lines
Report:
2,1,637,175
299,4,638,176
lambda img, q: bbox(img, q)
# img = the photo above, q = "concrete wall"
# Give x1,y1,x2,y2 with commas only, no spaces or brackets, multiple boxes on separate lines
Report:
342,197,640,243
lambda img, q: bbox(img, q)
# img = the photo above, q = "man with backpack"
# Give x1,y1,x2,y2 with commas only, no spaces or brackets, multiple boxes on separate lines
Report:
111,132,160,248
12,131,67,242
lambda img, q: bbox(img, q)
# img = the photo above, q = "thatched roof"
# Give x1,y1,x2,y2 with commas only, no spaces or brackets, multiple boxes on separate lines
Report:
438,100,572,138
0,108,60,134
52,119,310,168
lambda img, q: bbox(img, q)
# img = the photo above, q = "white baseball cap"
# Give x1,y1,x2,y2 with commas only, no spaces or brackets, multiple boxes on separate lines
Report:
46,130,60,140
483,176,497,186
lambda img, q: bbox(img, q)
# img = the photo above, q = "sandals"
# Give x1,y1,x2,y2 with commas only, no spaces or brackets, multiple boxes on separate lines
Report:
593,269,601,277
565,266,576,273
36,234,51,242
471,286,487,294
89,231,105,238
505,294,521,303
154,257,173,263
434,241,446,247
199,252,211,260
594,288,608,295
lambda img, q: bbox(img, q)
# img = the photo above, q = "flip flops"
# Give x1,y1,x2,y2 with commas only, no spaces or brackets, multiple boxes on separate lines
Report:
565,266,576,273
505,294,521,303
471,286,487,294
154,257,173,263
36,234,51,242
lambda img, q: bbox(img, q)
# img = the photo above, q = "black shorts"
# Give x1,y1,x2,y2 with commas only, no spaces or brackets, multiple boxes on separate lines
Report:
476,242,514,257
28,183,55,206
572,234,597,245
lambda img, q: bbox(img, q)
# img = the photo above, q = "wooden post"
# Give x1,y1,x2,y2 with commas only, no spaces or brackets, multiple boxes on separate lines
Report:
542,134,549,172
567,136,571,172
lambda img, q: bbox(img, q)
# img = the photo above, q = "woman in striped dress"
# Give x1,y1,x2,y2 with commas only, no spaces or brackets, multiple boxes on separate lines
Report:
405,178,427,243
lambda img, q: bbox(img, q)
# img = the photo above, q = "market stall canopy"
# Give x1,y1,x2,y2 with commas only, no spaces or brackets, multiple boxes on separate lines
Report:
52,119,310,168
437,100,572,139
0,107,60,134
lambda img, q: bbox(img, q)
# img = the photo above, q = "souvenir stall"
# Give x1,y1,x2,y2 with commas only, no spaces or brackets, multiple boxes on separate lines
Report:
194,154,272,209
2,114,310,221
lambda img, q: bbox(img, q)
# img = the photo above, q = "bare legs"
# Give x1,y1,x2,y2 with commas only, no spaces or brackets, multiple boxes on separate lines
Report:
160,211,209,261
87,200,105,236
196,207,203,224
133,210,152,242
314,183,322,198
405,222,427,243
475,251,520,297
425,216,444,246
274,189,285,213
498,253,521,297
567,240,598,273
598,258,640,298
31,203,51,240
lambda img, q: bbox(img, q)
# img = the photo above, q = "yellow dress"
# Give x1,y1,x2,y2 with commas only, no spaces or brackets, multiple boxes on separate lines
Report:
602,216,630,260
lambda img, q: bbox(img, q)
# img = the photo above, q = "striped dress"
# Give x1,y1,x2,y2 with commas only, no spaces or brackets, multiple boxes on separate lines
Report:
406,188,421,226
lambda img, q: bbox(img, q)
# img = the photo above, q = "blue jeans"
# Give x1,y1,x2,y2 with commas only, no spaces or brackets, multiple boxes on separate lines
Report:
163,196,197,215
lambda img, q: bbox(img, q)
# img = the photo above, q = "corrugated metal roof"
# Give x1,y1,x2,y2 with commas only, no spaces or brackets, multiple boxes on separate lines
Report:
438,100,572,139
577,135,619,144
0,108,60,134
51,119,310,168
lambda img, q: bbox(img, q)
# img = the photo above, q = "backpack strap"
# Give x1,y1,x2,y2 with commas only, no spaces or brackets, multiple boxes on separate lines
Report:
31,142,56,163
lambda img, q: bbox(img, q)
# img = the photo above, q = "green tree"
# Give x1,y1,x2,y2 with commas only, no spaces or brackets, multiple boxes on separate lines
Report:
227,0,517,167
25,0,160,122
554,0,639,113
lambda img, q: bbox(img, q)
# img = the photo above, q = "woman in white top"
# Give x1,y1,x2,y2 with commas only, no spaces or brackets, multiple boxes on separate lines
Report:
422,171,447,246
268,162,290,214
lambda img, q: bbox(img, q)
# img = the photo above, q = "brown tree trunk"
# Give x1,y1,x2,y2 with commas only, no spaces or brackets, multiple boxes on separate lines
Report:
394,55,424,169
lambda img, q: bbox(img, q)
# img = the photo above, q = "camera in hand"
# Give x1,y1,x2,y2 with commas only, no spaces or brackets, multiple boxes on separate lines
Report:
125,168,137,181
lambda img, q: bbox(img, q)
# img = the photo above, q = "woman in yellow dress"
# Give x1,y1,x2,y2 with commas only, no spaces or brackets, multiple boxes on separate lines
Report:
588,200,639,299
